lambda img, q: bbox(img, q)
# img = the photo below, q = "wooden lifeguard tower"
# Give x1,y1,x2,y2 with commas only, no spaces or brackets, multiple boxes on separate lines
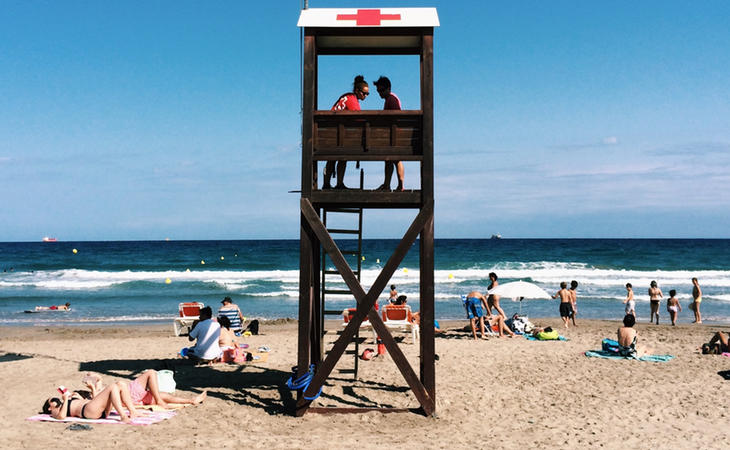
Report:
295,7,438,416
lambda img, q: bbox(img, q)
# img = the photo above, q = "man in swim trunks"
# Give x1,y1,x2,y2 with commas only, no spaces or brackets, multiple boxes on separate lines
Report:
464,291,488,340
689,277,702,324
552,282,572,329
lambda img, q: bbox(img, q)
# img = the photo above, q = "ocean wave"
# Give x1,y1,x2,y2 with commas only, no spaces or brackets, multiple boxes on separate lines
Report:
1,266,729,291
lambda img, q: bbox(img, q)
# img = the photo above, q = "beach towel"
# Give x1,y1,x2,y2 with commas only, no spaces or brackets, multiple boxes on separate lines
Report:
524,334,568,341
584,350,674,363
27,410,176,426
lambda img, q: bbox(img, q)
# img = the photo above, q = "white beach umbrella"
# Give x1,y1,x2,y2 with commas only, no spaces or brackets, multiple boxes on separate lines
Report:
487,280,550,314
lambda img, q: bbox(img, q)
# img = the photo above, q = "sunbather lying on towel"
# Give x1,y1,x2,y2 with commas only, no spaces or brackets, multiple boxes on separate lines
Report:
85,370,207,409
42,379,140,423
485,313,515,338
702,331,730,354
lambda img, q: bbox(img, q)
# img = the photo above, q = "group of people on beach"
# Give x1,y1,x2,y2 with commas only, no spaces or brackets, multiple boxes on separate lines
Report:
553,280,579,329
464,273,516,340
323,75,405,192
623,278,703,325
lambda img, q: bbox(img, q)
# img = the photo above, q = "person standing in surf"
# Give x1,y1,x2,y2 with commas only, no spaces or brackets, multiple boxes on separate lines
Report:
689,277,702,324
648,280,663,325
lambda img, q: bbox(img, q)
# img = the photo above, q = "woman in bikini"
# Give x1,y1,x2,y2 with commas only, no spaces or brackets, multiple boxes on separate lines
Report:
487,272,506,318
648,280,663,325
43,380,139,423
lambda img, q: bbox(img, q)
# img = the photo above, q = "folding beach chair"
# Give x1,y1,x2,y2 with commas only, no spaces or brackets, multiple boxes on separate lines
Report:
342,308,378,343
173,302,204,336
382,304,419,344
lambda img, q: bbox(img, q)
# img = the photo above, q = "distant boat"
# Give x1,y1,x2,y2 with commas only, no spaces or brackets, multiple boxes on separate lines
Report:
42,237,58,242
490,234,502,240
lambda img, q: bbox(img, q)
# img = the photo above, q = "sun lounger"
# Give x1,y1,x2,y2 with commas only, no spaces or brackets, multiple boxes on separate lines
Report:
382,305,419,344
173,302,203,336
342,308,378,343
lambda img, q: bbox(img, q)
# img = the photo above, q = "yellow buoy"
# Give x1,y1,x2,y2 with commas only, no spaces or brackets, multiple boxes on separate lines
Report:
448,274,454,279
403,268,408,273
376,258,380,263
221,256,225,260
72,248,78,254
361,256,365,261
185,268,190,272
201,260,205,265
165,278,171,284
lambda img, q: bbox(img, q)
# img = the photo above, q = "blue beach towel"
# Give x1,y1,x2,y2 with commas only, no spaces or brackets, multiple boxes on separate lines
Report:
524,334,568,341
584,350,674,363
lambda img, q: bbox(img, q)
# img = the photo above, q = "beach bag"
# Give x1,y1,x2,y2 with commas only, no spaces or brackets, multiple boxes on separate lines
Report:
602,339,620,353
245,320,259,335
157,370,176,393
537,329,559,340
507,315,528,334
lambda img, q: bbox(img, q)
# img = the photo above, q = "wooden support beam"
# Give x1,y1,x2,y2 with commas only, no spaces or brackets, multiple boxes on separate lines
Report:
297,199,435,416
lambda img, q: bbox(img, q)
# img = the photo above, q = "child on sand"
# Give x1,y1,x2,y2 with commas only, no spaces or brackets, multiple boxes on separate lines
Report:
667,289,681,326
623,283,636,318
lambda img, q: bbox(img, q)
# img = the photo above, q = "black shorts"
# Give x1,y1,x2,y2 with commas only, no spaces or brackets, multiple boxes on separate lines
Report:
559,303,572,318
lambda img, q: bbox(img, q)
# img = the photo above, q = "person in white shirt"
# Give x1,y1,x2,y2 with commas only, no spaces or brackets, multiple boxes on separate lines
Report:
187,306,222,363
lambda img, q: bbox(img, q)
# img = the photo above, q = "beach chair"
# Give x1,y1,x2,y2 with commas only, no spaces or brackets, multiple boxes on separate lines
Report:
382,305,419,344
173,302,204,336
342,308,378,343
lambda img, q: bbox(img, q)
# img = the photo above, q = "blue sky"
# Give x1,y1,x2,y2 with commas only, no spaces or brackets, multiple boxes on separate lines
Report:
2,1,729,241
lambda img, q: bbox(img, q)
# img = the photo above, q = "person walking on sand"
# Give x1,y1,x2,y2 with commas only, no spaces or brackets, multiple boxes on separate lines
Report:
689,277,702,323
552,282,572,329
487,272,506,318
648,280,663,324
667,289,682,326
464,291,488,340
373,76,405,192
323,75,369,190
569,280,579,327
623,283,636,318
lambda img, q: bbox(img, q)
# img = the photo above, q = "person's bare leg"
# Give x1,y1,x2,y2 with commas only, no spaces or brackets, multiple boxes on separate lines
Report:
696,303,702,323
562,316,569,329
85,383,131,422
116,381,139,418
159,391,207,405
323,162,335,188
380,162,394,190
493,298,506,318
335,161,347,188
395,161,404,191
469,318,477,340
499,317,515,337
135,370,167,408
478,316,486,339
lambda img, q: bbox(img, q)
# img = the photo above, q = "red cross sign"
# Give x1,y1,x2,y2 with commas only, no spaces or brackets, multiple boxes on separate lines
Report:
336,9,402,26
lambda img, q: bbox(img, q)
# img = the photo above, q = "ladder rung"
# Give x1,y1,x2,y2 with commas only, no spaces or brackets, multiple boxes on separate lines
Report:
324,289,352,295
324,269,360,275
326,228,360,235
324,309,344,315
325,208,361,214
339,250,359,255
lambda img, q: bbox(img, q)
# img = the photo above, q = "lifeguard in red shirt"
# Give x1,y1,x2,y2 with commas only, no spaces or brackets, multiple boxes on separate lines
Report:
373,76,405,191
323,75,370,190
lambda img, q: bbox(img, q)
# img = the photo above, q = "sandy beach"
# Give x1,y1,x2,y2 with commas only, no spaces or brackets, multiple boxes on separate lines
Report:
1,318,728,449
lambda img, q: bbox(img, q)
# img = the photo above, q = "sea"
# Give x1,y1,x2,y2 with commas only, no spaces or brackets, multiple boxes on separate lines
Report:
1,239,729,327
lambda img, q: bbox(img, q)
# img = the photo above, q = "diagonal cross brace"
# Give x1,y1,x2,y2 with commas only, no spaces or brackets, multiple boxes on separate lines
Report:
298,198,435,415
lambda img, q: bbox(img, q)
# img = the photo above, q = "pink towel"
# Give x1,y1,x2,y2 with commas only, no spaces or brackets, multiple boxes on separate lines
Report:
27,410,176,426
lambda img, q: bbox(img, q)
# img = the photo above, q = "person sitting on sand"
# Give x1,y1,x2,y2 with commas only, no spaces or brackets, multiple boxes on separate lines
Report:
553,282,572,329
702,331,730,354
217,315,238,350
186,306,222,363
487,272,506,318
35,302,71,311
617,314,642,357
689,277,702,324
218,296,245,335
464,291,488,340
666,289,682,326
648,280,663,325
484,313,515,338
623,283,635,318
42,378,140,423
